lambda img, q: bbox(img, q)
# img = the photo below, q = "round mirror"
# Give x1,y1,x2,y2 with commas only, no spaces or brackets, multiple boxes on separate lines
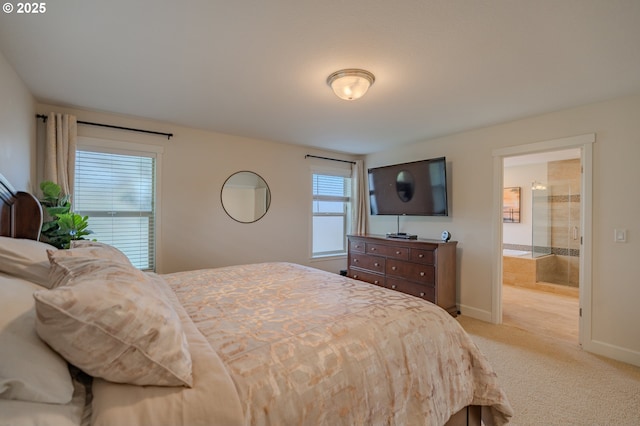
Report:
396,170,415,202
221,171,271,223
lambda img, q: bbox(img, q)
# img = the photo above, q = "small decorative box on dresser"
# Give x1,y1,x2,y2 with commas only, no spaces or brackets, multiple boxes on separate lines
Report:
347,234,458,316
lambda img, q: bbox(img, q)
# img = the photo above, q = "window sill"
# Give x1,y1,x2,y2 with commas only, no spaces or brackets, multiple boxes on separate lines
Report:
310,253,347,262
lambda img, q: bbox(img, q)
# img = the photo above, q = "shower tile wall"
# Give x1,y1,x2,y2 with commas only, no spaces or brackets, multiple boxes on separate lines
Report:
539,159,581,287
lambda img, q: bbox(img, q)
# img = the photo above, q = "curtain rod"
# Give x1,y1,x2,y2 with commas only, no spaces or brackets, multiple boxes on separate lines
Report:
305,154,356,165
36,114,173,140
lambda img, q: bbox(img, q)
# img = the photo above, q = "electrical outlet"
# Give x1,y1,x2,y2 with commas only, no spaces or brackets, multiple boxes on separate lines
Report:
614,229,627,243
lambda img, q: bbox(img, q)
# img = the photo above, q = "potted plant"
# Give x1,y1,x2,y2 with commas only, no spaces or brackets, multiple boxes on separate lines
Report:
38,181,92,249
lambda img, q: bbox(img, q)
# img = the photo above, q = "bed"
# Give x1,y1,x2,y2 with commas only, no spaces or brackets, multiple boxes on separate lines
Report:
0,173,513,426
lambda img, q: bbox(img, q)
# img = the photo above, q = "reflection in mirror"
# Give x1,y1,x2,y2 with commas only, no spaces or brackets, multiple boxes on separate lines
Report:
396,170,415,202
221,171,271,223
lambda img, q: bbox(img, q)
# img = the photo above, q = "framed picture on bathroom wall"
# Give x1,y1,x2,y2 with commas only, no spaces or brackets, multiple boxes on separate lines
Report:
503,187,521,223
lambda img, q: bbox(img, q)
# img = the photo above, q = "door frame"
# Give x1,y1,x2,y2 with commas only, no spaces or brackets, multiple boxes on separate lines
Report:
492,133,594,347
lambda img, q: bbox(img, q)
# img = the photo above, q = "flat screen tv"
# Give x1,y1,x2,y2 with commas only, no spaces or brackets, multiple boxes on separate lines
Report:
368,157,448,216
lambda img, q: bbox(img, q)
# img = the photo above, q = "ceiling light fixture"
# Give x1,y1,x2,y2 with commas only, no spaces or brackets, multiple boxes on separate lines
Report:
326,68,375,101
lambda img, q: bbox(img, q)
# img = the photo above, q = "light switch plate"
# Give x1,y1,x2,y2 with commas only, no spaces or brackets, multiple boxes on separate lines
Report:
614,229,627,243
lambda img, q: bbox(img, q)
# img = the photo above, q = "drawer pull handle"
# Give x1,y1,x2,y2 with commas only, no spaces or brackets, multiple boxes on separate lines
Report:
420,272,425,276
374,280,379,285
374,262,379,267
391,284,397,289
420,292,425,297
353,259,358,263
396,251,401,255
391,266,397,271
353,275,358,279
418,254,424,258
371,247,376,251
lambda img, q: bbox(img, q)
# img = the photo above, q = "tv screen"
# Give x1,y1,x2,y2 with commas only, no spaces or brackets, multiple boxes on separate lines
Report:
368,157,448,216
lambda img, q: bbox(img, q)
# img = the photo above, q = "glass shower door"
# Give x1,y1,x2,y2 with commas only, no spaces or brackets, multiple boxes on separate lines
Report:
531,182,551,258
532,179,580,287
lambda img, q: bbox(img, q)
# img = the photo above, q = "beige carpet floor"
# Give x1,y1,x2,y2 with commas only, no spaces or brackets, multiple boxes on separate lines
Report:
457,315,640,425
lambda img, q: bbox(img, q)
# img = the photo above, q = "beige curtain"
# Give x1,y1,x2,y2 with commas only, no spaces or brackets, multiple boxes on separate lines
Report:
44,112,77,197
351,159,368,235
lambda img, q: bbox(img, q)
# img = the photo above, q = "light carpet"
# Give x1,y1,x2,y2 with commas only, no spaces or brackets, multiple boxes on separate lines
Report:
457,315,640,425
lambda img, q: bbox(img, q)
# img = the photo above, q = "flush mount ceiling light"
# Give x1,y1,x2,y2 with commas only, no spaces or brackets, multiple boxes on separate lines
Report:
327,68,375,101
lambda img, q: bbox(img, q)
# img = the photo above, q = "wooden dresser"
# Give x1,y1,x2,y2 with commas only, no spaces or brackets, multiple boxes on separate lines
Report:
347,234,458,316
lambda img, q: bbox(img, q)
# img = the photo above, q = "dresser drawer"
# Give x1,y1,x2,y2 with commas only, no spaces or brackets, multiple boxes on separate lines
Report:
350,253,385,273
410,248,435,265
387,278,436,303
366,243,409,260
348,268,385,287
349,239,366,253
386,259,435,284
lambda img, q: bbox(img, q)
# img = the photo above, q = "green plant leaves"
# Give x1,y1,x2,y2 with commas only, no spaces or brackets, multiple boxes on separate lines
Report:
38,181,92,249
39,181,71,207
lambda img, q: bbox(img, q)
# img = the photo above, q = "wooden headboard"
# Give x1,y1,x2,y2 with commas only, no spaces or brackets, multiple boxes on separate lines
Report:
0,173,43,240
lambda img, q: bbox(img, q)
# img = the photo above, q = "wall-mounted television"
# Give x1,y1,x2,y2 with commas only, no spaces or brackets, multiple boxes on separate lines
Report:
368,157,448,216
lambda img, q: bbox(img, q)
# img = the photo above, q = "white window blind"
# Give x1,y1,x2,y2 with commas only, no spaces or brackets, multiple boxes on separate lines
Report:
74,149,156,270
312,173,351,257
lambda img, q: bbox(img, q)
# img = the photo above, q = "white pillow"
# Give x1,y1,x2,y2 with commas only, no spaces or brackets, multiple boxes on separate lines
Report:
34,256,193,387
69,240,132,265
0,236,57,288
47,241,132,288
0,273,74,404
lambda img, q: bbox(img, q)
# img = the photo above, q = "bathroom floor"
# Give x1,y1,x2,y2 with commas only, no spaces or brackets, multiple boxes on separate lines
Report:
502,284,579,343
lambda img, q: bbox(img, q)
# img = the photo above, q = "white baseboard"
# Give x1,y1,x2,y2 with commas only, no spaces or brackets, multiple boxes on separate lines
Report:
458,303,493,323
583,339,640,368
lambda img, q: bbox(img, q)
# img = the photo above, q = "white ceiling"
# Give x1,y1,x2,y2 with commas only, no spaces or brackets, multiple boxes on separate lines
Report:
1,0,639,155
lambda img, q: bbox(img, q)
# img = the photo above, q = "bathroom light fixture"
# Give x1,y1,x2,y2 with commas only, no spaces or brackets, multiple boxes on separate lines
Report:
531,181,547,191
326,69,375,101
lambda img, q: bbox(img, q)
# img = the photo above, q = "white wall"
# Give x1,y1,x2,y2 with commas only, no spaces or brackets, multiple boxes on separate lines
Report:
366,93,640,366
0,50,35,190
36,103,359,275
503,163,547,246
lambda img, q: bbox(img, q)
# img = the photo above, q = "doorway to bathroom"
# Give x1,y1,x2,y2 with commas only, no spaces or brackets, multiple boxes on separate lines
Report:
502,149,581,343
491,133,596,348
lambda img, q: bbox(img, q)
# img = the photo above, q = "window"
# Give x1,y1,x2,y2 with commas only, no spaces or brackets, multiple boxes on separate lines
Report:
312,173,352,257
74,147,157,270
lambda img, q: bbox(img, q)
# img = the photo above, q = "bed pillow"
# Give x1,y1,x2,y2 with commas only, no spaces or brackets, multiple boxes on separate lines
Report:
0,273,74,404
0,236,57,288
47,241,132,288
33,256,193,388
69,240,132,265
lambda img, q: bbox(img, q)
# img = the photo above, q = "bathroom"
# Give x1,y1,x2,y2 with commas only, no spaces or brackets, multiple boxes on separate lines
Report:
502,149,581,296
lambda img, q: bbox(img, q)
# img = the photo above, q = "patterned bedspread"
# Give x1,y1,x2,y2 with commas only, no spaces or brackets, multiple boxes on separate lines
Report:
165,262,512,425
